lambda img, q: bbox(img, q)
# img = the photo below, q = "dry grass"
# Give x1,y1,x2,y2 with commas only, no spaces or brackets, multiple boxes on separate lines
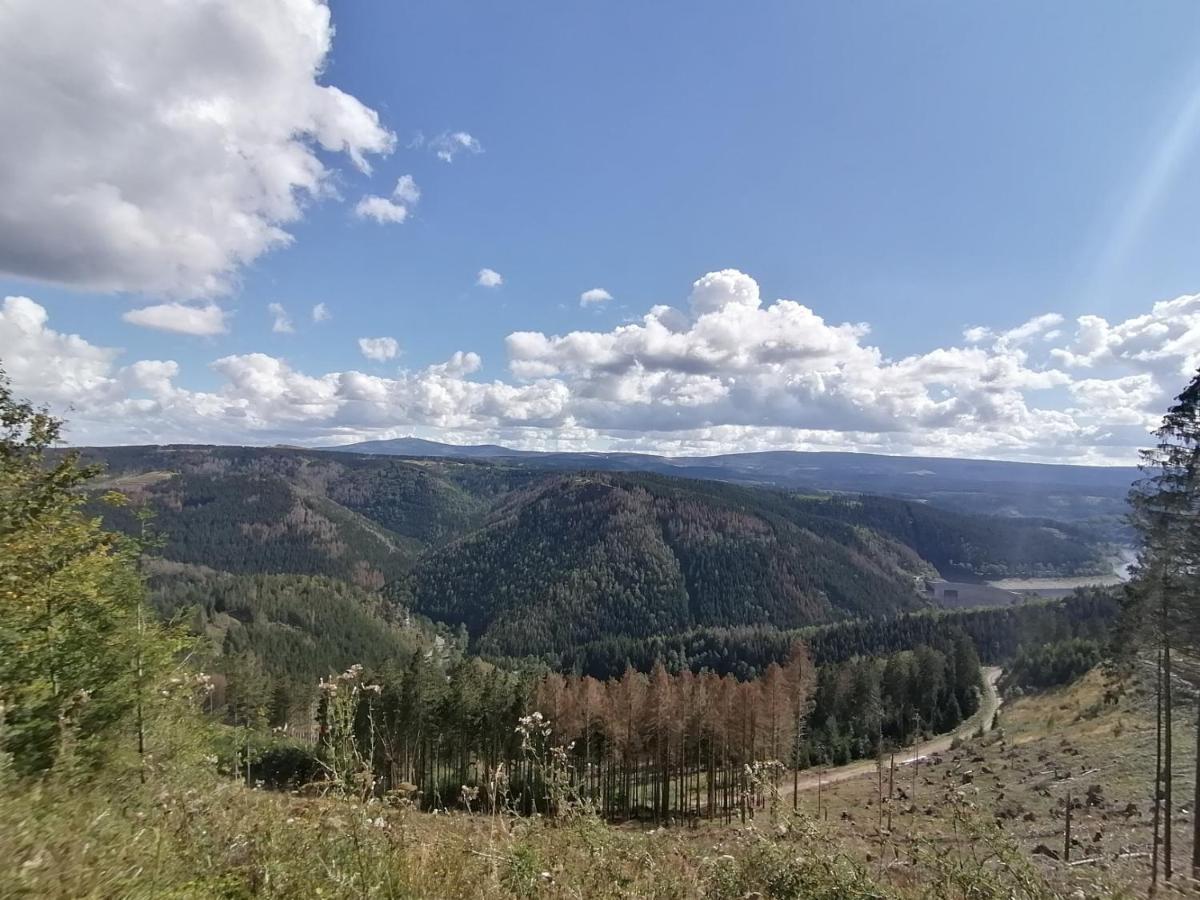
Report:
778,667,1196,899
4,668,1186,899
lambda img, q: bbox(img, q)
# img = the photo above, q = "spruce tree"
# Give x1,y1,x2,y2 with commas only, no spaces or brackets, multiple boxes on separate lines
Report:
1128,369,1200,884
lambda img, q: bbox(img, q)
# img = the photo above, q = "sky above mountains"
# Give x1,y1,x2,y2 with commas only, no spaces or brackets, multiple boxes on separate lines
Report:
3,1,1200,464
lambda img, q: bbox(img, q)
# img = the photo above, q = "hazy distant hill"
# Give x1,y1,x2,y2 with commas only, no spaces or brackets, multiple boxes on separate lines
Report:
340,436,539,459
333,438,1137,527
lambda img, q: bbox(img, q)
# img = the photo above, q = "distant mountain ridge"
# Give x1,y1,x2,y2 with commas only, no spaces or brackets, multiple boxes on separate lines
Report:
341,436,538,459
331,437,1138,526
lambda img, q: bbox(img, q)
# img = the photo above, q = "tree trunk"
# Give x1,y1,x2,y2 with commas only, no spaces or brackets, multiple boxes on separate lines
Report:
1165,636,1174,881
1192,690,1200,883
1152,648,1162,894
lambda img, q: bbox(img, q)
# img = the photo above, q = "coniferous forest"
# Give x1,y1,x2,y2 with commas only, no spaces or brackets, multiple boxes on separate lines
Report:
49,435,1123,807
243,634,983,822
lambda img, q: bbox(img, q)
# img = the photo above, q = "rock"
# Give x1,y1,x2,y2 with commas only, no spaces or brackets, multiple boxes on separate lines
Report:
1032,843,1060,860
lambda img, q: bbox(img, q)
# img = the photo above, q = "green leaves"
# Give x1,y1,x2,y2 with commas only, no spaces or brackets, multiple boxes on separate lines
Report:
0,370,171,774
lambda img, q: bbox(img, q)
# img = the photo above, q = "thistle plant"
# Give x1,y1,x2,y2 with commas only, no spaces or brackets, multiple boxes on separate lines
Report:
316,664,381,800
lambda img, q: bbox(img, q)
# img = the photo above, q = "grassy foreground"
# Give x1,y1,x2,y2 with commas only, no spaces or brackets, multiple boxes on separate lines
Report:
1,770,1062,900
0,713,1078,900
4,667,1184,899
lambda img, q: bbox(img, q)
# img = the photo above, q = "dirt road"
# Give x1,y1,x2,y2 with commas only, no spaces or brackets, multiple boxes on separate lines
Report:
792,666,1002,792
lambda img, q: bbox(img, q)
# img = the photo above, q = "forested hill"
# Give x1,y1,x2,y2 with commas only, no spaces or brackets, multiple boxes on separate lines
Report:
75,445,1111,658
82,445,540,588
391,472,933,657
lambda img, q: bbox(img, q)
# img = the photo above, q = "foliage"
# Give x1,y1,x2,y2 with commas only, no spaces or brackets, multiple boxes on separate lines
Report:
999,639,1104,693
0,371,175,774
147,564,442,730
1121,366,1200,886
555,588,1120,679
76,446,1113,665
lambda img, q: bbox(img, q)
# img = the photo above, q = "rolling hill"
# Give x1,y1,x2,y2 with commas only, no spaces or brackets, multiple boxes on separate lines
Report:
335,437,1137,528
74,445,1113,660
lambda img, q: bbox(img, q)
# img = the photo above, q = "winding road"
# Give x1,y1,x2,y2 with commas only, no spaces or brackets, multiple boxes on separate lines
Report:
792,666,1002,792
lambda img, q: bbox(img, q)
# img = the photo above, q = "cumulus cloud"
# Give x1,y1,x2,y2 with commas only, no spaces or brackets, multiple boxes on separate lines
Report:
122,302,229,336
358,337,399,362
354,174,420,225
0,0,394,297
0,295,565,445
1050,294,1200,377
6,275,1200,463
268,303,294,334
477,268,504,288
312,302,331,323
2,297,122,402
579,288,613,307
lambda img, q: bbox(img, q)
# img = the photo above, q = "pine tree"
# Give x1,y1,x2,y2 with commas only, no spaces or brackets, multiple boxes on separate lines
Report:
1128,369,1200,884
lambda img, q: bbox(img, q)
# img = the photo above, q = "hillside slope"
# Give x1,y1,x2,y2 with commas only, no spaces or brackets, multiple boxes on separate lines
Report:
395,473,933,656
76,445,1112,660
84,445,537,588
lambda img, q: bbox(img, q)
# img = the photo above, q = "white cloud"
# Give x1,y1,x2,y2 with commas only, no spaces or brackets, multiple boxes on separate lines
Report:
6,275,1200,463
0,0,394,297
354,174,420,225
1050,294,1200,376
426,131,483,163
477,268,504,288
2,296,122,403
122,302,228,336
312,302,331,323
268,302,294,334
358,337,399,362
579,288,613,307
354,197,409,225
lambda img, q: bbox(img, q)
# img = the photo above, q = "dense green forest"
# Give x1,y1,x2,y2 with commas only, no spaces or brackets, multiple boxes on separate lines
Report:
393,473,935,656
551,589,1120,679
795,495,1109,579
998,638,1106,693
75,446,1113,665
146,563,451,731
56,442,1119,784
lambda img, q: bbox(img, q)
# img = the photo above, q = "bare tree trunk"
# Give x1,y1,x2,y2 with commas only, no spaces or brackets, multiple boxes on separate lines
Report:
1193,691,1200,883
1152,648,1162,895
1064,790,1072,862
1165,635,1174,882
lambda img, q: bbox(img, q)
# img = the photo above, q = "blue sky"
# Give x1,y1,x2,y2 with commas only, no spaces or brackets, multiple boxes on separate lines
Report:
2,0,1200,462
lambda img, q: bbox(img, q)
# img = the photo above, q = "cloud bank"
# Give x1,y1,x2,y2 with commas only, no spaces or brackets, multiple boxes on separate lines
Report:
3,270,1196,463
